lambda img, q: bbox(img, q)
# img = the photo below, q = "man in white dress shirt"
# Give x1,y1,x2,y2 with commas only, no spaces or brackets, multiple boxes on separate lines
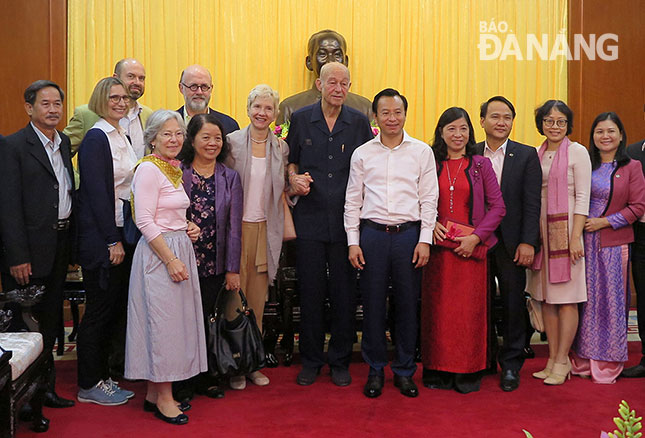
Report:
344,88,438,398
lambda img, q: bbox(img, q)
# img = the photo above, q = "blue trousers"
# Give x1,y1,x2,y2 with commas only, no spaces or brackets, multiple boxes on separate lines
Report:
360,224,421,377
296,239,356,369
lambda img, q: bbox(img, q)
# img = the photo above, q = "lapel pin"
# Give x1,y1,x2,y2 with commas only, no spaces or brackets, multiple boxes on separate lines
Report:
508,153,514,157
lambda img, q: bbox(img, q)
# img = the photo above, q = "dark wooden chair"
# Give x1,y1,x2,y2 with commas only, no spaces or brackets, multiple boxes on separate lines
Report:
0,288,51,437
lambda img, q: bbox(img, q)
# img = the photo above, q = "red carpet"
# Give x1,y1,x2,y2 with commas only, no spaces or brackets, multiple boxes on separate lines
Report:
16,344,645,437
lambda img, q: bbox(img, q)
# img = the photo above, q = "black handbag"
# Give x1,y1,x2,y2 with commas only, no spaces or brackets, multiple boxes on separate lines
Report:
121,198,142,245
208,286,266,376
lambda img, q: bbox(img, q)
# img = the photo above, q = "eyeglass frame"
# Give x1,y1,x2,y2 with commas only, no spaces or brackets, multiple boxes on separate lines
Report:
108,94,132,104
543,118,568,128
181,82,212,93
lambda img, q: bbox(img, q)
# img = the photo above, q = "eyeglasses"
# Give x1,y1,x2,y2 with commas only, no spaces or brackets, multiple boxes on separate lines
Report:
159,131,184,140
543,119,568,128
181,83,212,92
108,94,132,104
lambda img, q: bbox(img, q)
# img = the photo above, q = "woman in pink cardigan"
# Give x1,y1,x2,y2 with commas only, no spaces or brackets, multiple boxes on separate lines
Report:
125,110,205,425
571,112,645,383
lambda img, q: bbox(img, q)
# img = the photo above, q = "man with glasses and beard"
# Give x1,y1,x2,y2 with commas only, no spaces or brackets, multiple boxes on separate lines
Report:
177,64,239,135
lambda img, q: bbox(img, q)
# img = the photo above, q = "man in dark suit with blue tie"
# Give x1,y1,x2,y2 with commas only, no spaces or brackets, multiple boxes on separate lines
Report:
475,96,542,391
0,80,76,407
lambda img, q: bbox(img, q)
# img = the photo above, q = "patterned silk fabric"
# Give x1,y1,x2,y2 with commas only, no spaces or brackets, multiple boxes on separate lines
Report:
188,170,217,277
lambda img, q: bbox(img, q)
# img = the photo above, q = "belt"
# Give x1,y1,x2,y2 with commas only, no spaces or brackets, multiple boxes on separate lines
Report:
361,219,420,233
52,219,70,231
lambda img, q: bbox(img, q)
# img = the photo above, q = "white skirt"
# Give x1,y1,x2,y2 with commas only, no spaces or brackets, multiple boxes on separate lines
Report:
125,231,207,382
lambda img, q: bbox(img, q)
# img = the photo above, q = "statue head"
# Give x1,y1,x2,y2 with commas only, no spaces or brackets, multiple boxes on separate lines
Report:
306,29,349,77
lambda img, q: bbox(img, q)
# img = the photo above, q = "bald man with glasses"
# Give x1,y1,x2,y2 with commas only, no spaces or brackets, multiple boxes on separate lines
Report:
177,64,239,135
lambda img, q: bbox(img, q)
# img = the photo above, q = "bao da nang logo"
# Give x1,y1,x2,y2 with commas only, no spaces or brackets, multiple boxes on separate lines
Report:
478,20,618,61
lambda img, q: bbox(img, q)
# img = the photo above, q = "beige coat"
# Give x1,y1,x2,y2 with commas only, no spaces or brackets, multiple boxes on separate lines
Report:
226,126,289,282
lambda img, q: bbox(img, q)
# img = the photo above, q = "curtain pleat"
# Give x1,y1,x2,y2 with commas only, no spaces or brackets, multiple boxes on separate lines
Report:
68,0,567,146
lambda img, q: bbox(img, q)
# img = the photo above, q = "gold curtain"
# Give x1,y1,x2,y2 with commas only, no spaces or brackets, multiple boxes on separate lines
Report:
68,0,567,146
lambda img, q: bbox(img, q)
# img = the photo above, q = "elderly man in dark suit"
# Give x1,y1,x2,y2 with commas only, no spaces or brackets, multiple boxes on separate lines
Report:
622,138,645,377
176,64,239,135
287,62,373,387
0,80,76,407
475,96,542,392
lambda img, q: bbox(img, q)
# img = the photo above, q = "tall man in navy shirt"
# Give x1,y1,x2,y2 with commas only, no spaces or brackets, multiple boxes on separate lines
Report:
286,62,373,386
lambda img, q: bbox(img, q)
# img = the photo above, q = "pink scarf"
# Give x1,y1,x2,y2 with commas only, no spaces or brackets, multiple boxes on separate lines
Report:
532,137,571,283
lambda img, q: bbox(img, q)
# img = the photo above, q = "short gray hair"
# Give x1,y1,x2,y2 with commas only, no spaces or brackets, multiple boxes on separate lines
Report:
144,110,186,150
246,84,279,113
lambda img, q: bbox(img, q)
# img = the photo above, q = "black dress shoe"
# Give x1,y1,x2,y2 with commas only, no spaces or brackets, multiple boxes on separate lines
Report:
393,375,419,398
143,399,191,412
330,367,352,387
154,409,189,425
44,391,75,408
202,385,226,399
30,415,50,433
522,346,536,359
363,376,384,398
19,403,34,421
500,369,520,392
265,352,279,368
296,367,320,386
173,388,194,405
621,363,645,378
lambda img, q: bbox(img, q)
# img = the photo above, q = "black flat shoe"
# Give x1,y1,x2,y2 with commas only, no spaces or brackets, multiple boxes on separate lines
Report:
393,375,419,398
621,363,645,378
500,369,520,392
154,409,189,425
144,399,191,412
44,391,75,408
363,376,384,398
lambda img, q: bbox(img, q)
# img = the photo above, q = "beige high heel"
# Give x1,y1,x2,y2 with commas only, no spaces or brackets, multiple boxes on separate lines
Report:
544,359,572,385
532,358,554,379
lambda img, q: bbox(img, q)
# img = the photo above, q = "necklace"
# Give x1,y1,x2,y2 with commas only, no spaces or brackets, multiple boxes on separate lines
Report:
193,161,214,178
445,157,465,214
251,136,268,144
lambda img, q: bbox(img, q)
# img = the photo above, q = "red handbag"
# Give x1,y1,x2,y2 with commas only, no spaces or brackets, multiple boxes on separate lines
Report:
433,219,488,260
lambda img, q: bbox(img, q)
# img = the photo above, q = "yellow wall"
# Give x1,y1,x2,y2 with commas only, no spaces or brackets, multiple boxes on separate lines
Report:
68,0,567,146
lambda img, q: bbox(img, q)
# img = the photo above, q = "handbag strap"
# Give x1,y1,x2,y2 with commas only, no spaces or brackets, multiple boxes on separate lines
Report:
212,285,249,319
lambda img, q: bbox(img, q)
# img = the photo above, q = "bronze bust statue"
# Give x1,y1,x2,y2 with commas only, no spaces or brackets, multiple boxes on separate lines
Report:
276,29,372,125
